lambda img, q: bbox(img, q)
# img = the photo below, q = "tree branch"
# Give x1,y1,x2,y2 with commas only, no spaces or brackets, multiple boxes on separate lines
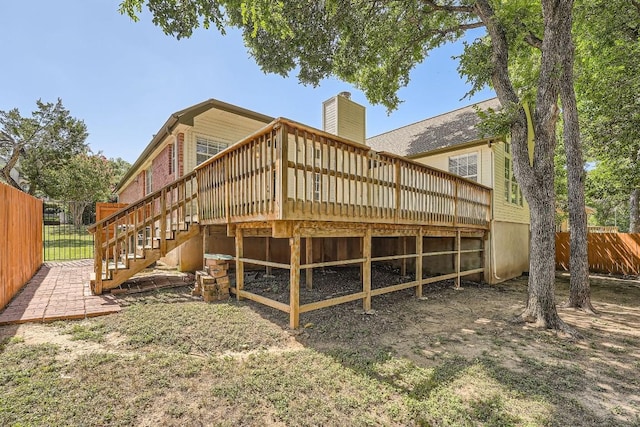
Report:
425,21,485,39
422,0,475,13
524,32,543,49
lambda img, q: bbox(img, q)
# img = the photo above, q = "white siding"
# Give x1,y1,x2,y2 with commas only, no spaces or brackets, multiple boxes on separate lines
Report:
184,109,269,173
322,97,337,135
322,95,366,145
415,145,491,187
492,142,530,224
413,143,530,225
336,96,366,145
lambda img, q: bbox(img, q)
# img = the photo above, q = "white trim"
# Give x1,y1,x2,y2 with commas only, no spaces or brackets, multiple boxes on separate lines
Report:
448,152,478,182
195,134,227,166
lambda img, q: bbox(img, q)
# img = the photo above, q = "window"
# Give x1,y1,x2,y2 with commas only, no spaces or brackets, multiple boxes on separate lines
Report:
168,143,175,175
145,168,153,195
448,153,478,182
196,136,227,165
313,173,321,201
504,143,523,206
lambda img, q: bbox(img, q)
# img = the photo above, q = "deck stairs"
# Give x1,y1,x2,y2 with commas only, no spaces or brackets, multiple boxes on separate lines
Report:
88,171,200,294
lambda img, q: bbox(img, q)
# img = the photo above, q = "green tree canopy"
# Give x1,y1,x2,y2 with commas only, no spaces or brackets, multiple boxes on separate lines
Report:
46,153,129,227
0,99,88,195
574,0,640,232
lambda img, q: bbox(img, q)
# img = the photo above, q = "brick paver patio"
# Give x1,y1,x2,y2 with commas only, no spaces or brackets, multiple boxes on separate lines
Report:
0,260,121,325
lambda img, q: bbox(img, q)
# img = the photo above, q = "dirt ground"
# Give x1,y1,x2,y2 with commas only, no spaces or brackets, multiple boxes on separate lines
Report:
2,266,640,425
240,266,640,423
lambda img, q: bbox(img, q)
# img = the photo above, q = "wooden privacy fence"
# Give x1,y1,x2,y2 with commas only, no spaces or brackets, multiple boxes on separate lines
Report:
0,183,43,310
556,232,640,275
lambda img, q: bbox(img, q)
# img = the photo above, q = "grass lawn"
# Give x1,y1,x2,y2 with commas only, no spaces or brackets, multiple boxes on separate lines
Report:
43,225,93,261
1,273,639,426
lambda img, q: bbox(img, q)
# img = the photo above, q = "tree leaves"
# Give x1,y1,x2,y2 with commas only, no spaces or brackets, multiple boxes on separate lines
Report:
0,99,88,195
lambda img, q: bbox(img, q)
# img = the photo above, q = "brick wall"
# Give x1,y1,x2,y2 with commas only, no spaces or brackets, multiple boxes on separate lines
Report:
118,171,145,203
118,133,185,204
178,132,184,177
151,143,176,191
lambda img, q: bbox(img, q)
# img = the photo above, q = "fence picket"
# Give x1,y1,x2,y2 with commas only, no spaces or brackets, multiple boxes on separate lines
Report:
0,183,43,310
556,232,640,275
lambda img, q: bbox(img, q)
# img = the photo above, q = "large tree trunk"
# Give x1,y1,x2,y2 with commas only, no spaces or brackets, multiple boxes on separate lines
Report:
559,10,594,313
630,189,640,233
1,144,24,191
523,194,564,327
69,201,88,229
475,0,574,333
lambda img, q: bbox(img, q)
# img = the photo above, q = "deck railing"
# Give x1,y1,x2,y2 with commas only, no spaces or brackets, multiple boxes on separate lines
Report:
88,171,198,293
196,118,491,229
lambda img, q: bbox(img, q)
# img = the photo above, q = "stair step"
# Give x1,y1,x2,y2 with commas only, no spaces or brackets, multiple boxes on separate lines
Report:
122,253,145,260
105,262,127,270
93,224,201,293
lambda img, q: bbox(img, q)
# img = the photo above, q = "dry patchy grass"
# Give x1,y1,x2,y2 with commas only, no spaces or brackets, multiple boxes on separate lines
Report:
1,270,639,426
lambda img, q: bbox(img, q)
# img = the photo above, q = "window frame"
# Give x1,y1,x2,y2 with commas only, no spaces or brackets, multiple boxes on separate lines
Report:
448,152,478,182
503,143,523,206
145,168,153,195
313,172,321,201
168,142,175,175
196,135,227,166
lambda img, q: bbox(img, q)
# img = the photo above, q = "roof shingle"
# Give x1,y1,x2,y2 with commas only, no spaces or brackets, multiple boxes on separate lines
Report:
366,98,501,157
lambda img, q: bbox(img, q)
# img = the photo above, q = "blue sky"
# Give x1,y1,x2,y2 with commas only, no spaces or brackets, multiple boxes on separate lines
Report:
0,1,495,164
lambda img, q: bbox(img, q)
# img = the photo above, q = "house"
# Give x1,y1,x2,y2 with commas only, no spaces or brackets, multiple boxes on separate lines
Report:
93,95,526,327
114,99,273,269
116,98,273,202
367,98,530,282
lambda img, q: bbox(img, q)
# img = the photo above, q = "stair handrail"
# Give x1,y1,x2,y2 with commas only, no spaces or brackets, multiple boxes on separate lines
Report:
88,170,197,233
88,170,198,294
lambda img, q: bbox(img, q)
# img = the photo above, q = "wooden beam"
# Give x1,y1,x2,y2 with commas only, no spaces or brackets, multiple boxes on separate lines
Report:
305,237,313,290
371,253,417,262
276,124,288,221
400,236,407,276
300,258,366,269
265,237,272,275
160,189,167,255
416,227,423,298
300,291,366,313
289,230,301,329
235,228,244,301
233,289,290,313
363,226,372,312
237,258,290,270
272,220,292,238
94,224,104,295
371,280,419,297
455,230,461,289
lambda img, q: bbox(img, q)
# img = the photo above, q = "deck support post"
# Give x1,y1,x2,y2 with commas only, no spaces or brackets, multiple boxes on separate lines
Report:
416,227,423,298
289,229,301,329
94,224,104,295
235,228,244,300
160,188,167,255
265,237,272,276
400,236,407,277
363,226,372,312
455,230,461,289
305,237,313,289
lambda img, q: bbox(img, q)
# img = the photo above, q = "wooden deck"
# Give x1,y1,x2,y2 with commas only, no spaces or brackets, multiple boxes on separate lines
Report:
196,118,492,328
197,118,491,230
89,118,491,327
